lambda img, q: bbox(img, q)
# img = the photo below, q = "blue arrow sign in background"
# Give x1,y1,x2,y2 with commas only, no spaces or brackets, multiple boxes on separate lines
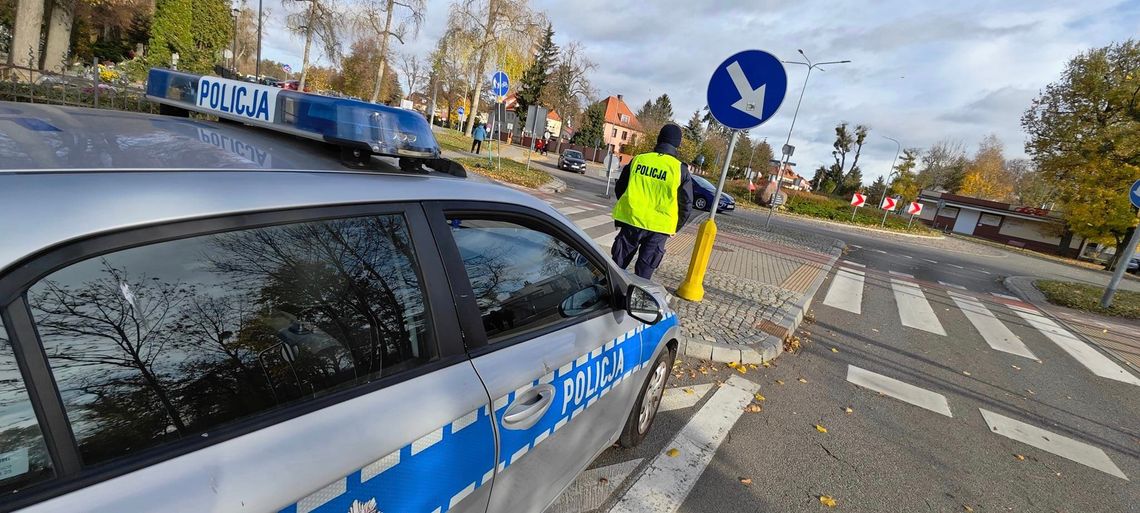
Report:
457,106,465,117
491,71,510,99
706,49,789,130
1130,179,1140,209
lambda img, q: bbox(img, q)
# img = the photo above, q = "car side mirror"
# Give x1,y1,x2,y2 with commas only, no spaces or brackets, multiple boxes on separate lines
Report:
626,284,663,325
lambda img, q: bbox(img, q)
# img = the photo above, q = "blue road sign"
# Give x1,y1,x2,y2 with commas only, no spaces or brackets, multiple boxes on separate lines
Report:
491,71,510,99
458,106,465,117
1130,179,1140,209
706,49,788,130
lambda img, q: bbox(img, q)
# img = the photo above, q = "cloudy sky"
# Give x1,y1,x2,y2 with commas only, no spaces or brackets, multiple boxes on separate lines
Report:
256,0,1139,181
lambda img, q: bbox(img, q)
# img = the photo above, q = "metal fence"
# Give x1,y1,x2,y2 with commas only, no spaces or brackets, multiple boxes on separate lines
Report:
0,62,157,114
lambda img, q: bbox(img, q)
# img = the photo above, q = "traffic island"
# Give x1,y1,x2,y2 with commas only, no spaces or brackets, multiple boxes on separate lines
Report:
657,213,843,364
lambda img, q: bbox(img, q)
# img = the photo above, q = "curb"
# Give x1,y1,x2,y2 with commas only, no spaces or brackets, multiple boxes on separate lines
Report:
673,242,844,365
540,176,568,194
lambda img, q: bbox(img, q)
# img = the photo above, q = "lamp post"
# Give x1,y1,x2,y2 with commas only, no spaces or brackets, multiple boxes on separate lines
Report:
766,50,851,228
879,135,902,227
230,8,240,72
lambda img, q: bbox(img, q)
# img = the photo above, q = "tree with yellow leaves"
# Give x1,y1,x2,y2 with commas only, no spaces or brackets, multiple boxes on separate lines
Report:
1023,40,1140,268
958,134,1014,202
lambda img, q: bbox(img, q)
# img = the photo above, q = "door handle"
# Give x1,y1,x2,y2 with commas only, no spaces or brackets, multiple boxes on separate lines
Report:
502,384,556,430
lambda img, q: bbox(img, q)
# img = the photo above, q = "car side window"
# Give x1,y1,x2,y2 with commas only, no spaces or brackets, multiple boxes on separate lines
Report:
27,214,433,466
0,318,55,495
446,216,611,341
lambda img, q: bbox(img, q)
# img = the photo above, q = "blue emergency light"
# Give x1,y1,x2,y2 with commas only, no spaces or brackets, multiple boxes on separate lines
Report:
145,68,440,166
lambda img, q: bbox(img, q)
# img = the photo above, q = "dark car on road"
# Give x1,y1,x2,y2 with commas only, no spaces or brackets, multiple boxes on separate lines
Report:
691,175,735,213
1128,254,1139,274
558,149,588,173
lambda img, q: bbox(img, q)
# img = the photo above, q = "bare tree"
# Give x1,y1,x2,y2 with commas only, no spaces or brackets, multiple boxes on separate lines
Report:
545,40,596,137
398,52,426,97
288,0,343,91
356,0,426,103
453,0,544,135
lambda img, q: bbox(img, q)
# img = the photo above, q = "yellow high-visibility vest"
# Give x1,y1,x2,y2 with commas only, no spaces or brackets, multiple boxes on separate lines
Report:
612,152,682,235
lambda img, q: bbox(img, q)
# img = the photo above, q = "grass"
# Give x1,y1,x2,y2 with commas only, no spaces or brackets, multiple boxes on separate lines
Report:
456,157,551,189
720,180,941,236
1035,280,1140,319
433,127,475,153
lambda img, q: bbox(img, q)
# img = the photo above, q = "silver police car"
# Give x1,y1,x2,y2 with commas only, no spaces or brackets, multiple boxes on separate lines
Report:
0,102,679,512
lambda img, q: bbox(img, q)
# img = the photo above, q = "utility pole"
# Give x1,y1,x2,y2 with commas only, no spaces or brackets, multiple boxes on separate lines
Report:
255,0,263,79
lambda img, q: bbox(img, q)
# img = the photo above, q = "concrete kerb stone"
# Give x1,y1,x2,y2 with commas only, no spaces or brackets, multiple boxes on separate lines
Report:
669,241,844,365
539,176,568,194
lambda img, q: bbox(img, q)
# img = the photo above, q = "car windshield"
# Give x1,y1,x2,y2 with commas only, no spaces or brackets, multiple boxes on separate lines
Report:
564,150,583,159
692,175,714,190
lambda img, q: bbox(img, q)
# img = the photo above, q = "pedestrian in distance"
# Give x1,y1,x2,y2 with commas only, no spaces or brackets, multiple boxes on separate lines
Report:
471,122,486,154
611,123,694,280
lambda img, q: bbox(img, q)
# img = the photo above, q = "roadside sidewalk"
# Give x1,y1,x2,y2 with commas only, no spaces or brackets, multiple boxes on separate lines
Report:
657,213,844,365
1005,276,1140,372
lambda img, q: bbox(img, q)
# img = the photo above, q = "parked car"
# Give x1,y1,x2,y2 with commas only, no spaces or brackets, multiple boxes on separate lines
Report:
558,149,588,173
0,100,679,513
691,174,736,212
1127,254,1139,274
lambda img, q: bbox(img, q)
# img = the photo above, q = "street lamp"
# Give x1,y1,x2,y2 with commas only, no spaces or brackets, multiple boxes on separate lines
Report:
765,49,851,228
230,7,240,72
879,135,902,227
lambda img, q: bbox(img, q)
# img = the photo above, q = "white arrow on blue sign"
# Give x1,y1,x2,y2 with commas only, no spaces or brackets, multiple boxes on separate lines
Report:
1130,179,1140,209
491,71,510,99
458,106,465,117
706,49,789,130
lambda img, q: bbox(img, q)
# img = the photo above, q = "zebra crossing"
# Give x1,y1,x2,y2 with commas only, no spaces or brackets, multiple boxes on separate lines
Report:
542,193,622,249
821,260,1140,387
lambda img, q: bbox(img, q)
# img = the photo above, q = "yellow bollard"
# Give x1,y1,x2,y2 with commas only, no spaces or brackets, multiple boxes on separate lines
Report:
675,219,718,302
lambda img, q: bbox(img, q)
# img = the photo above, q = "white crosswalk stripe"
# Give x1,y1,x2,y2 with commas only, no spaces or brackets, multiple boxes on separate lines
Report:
948,292,1037,360
938,281,966,290
823,266,865,314
980,409,1127,480
846,365,952,417
593,230,620,249
890,278,947,336
557,205,589,215
573,214,614,231
1013,308,1140,386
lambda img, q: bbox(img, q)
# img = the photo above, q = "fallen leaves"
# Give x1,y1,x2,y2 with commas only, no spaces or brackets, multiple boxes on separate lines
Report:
797,377,808,383
830,347,839,353
963,506,974,512
754,393,766,401
844,406,854,414
683,388,695,395
819,495,838,508
726,362,747,374
739,477,752,485
784,335,802,353
962,370,972,376
598,477,609,485
666,448,680,457
744,404,763,413
761,361,772,368
1011,364,1021,370
775,379,785,385
815,424,828,433
1014,454,1026,461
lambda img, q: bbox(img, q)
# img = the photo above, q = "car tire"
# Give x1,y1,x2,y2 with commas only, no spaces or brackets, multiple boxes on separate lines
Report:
694,197,708,211
618,347,674,448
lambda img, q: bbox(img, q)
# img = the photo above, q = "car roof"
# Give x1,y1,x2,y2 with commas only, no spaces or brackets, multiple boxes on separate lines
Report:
0,103,559,274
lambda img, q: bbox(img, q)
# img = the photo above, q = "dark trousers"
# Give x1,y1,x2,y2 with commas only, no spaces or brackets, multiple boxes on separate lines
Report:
471,139,482,154
611,223,669,280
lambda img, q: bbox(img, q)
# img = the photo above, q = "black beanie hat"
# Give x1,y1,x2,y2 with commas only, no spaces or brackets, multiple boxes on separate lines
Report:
656,123,682,148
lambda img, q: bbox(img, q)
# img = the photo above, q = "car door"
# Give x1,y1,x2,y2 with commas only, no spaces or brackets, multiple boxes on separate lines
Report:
427,201,651,513
0,204,496,513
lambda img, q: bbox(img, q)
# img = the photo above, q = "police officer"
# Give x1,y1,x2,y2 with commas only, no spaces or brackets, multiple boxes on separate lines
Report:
611,123,693,280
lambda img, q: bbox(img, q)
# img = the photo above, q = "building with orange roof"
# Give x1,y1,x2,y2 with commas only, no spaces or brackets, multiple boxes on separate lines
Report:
600,94,643,153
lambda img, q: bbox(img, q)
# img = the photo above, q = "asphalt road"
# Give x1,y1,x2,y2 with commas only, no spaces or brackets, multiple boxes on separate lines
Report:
542,197,1140,512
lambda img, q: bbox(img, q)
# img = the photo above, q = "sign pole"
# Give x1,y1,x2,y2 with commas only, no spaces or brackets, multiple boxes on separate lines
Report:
1100,219,1140,308
851,205,859,222
678,130,738,301
907,213,915,230
880,199,890,227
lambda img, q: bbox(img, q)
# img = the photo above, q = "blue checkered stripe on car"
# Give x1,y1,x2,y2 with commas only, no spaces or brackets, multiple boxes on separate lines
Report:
281,313,676,513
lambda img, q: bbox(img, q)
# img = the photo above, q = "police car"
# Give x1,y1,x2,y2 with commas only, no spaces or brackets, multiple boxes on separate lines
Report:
0,71,679,513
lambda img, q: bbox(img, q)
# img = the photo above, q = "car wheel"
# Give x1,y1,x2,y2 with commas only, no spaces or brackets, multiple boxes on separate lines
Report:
619,347,674,448
694,197,708,211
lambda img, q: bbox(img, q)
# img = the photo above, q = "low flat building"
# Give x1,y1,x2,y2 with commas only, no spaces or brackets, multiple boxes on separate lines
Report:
915,190,1085,257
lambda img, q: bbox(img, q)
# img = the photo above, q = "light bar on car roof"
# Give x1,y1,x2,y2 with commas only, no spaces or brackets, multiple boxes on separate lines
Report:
145,68,440,166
